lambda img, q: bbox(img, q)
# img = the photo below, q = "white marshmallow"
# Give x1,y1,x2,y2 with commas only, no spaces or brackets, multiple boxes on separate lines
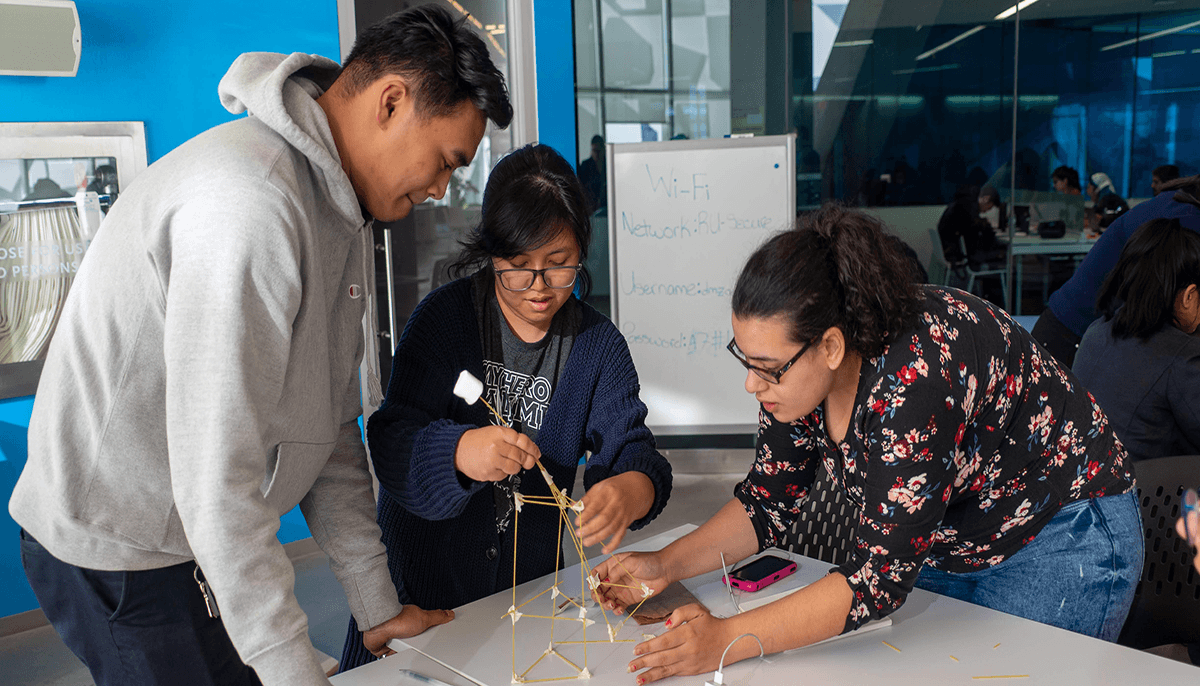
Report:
453,370,484,405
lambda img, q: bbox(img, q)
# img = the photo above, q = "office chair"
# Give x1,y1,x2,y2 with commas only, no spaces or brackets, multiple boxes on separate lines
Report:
926,228,949,286
1117,454,1200,652
958,235,1010,311
778,465,859,566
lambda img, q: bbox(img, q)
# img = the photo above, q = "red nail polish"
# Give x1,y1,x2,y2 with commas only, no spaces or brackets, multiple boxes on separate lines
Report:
664,619,672,628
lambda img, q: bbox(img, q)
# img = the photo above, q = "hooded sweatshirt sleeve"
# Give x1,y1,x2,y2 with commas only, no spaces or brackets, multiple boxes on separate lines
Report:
163,185,332,686
299,419,405,630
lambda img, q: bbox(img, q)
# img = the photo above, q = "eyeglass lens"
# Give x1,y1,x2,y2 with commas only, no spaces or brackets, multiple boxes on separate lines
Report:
729,340,778,384
499,267,578,290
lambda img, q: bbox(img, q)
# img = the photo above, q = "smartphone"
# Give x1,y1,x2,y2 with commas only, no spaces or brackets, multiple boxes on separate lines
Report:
723,554,797,593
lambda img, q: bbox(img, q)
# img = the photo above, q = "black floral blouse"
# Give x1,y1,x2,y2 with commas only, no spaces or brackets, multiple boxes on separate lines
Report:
734,286,1134,633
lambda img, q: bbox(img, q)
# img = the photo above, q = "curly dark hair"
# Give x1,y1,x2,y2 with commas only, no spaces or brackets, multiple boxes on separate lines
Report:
337,4,512,129
732,204,922,357
450,143,593,298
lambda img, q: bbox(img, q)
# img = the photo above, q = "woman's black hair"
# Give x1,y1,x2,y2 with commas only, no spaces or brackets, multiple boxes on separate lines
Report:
338,4,512,129
1096,217,1200,339
732,203,922,357
1052,166,1081,191
451,143,593,298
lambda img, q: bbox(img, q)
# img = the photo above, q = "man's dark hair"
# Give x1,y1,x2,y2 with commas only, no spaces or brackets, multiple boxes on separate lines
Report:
590,134,604,146
451,144,594,298
1154,164,1180,183
339,4,512,128
979,185,1000,206
1097,217,1200,339
1051,166,1080,191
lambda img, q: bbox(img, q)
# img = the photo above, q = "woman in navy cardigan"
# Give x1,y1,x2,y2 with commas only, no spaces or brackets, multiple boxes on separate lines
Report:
340,144,672,671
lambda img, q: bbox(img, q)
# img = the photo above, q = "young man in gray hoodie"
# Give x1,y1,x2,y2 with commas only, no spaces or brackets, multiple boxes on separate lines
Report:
8,6,511,685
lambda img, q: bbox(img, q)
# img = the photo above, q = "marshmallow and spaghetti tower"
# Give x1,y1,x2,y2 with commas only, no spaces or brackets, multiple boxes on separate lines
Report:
453,371,654,683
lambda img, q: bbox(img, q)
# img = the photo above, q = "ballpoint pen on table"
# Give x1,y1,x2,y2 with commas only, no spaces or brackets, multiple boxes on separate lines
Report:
398,668,456,686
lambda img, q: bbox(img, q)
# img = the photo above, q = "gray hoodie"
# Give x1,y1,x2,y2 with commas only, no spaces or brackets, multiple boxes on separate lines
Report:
10,53,402,685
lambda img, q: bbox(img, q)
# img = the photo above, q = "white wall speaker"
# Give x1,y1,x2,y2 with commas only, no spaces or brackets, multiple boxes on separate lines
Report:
0,0,81,77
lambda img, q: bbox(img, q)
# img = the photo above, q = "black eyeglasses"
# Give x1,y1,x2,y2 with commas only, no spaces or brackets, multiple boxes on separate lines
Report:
494,265,582,292
726,338,813,384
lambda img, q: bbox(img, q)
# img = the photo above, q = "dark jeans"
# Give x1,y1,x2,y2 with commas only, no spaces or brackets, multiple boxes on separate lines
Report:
19,530,261,686
1030,308,1082,368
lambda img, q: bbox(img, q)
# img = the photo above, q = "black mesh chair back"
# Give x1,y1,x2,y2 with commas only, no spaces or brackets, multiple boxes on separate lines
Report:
778,465,859,565
1117,454,1200,649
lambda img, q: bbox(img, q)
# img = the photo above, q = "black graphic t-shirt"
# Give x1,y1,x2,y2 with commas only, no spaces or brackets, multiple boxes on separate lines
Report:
472,269,580,540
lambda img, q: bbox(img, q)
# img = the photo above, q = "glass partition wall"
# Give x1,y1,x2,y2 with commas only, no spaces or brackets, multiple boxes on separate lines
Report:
574,0,1200,317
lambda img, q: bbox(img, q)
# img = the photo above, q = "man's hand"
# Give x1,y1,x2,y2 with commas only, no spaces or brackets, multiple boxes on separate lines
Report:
577,472,655,553
590,551,671,615
455,426,540,482
362,605,454,658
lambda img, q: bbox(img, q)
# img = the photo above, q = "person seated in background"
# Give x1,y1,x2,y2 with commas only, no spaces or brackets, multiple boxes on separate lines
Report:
977,184,1005,231
1088,193,1130,235
1087,173,1130,235
937,184,1005,269
1031,174,1200,367
1153,164,1181,196
339,143,672,672
1087,172,1117,203
1073,217,1200,462
1052,165,1082,195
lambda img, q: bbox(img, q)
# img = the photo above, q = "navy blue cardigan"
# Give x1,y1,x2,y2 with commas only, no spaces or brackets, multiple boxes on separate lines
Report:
341,277,672,671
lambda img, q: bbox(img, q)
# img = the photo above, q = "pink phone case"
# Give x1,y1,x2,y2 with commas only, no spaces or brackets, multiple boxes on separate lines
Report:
722,560,797,593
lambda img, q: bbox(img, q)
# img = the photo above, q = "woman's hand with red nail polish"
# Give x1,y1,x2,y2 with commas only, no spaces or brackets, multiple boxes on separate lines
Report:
625,604,734,684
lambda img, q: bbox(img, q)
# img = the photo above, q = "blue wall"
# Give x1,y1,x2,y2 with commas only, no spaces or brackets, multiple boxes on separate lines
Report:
0,397,35,618
534,0,577,164
0,0,340,619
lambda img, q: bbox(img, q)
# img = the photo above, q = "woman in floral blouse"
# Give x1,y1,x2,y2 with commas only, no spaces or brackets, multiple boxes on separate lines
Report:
594,204,1143,685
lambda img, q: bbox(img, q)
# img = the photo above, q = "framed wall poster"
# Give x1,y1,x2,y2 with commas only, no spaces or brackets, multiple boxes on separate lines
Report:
0,121,147,399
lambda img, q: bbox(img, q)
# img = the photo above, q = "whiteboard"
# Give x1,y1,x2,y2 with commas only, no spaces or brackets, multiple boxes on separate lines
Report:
607,135,795,432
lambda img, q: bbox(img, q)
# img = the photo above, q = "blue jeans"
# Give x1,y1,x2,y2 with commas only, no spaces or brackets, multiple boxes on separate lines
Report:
914,490,1143,641
20,530,261,686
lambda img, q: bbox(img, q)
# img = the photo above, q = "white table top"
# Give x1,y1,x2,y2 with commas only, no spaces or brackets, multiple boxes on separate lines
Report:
1006,231,1097,256
355,524,1197,685
330,644,479,686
